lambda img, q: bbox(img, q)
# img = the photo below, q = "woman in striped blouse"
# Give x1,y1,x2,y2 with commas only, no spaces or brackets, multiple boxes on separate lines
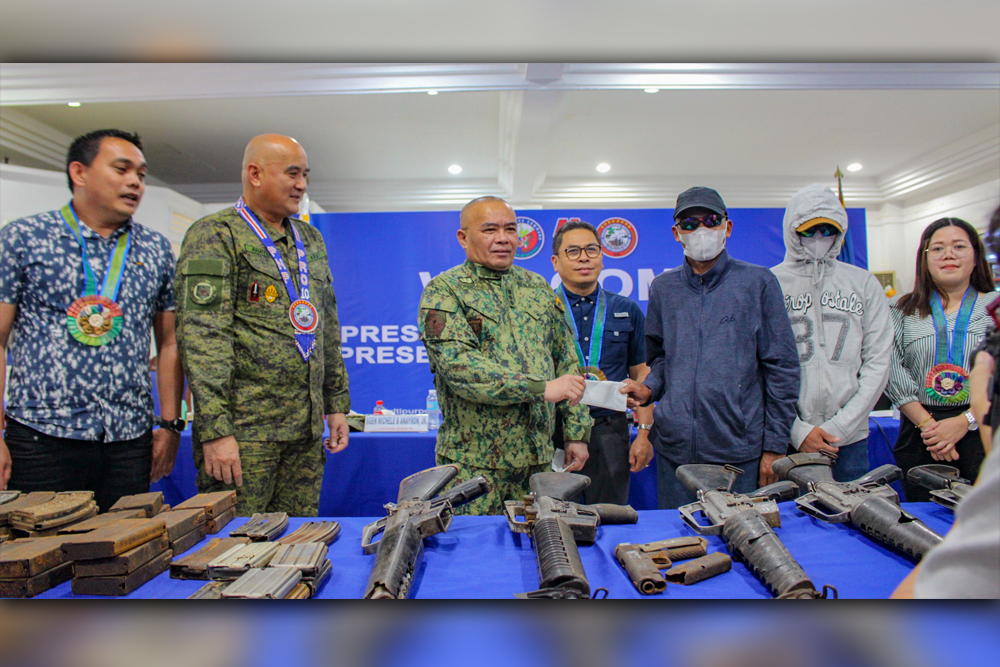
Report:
887,217,995,502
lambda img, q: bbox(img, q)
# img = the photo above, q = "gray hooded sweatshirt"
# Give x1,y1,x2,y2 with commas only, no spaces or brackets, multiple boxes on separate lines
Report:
771,184,893,449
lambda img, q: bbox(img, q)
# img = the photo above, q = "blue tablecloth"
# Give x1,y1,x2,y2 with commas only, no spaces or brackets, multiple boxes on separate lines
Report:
35,501,953,599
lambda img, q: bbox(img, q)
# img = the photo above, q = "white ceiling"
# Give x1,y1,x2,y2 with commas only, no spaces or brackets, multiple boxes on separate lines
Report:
1,63,998,211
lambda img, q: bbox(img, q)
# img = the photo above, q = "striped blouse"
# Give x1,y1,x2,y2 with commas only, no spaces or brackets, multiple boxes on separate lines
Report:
887,292,999,408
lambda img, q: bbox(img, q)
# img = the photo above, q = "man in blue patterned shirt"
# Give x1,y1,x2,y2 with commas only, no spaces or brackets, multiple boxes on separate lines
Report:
0,129,184,511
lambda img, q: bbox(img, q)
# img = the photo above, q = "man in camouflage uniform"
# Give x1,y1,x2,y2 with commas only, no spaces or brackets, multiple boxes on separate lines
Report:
419,196,592,515
175,134,350,517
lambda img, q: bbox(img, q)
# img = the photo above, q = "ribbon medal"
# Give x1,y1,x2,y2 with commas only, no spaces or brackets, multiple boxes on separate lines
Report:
235,198,317,361
558,285,608,381
924,288,977,404
60,204,130,346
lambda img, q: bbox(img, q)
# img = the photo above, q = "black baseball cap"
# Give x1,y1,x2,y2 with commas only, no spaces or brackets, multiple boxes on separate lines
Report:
674,186,727,219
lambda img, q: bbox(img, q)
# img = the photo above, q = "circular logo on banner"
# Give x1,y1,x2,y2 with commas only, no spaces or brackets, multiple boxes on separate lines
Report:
598,217,638,258
515,216,545,260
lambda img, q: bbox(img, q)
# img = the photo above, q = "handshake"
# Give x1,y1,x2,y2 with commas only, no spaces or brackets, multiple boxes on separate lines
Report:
543,375,652,407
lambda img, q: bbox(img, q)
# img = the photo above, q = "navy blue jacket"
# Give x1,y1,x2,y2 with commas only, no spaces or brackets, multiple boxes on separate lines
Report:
643,250,799,465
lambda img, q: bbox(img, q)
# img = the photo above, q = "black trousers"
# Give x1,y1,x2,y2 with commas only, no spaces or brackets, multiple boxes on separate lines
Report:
555,412,631,505
894,404,986,503
4,417,152,512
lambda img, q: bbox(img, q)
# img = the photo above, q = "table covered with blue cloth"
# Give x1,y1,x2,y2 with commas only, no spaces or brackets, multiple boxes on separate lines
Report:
35,500,952,599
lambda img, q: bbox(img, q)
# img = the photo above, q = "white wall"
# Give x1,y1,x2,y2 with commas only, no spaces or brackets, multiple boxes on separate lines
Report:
866,179,1000,294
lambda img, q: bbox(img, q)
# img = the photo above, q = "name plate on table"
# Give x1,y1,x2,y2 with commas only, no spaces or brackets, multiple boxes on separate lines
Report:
364,414,429,433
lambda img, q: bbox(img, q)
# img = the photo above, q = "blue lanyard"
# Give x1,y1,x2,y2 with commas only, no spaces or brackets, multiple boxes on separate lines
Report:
929,287,976,367
558,285,606,369
235,198,316,360
60,202,131,301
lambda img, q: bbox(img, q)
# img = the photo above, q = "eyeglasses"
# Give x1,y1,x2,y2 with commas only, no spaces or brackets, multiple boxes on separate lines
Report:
675,213,725,231
926,243,973,259
798,224,840,238
563,244,602,260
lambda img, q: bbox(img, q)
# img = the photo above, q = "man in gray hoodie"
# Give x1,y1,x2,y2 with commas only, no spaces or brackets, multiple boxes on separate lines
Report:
772,184,892,481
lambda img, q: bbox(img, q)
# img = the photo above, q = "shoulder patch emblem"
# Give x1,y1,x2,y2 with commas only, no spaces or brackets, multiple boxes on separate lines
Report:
191,281,218,305
424,309,448,338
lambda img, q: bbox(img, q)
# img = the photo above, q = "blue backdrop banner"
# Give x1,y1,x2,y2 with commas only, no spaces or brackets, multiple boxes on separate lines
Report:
313,207,867,414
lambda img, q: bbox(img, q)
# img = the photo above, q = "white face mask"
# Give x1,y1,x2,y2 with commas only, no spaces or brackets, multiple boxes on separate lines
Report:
801,235,837,260
680,225,727,262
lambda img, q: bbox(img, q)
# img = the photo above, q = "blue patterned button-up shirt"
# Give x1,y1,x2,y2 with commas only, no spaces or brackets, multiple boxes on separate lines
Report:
0,206,176,441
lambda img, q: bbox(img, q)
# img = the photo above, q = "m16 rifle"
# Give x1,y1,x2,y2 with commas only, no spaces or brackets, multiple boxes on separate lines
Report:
361,464,489,599
504,472,638,599
905,464,973,511
676,464,834,599
773,452,944,560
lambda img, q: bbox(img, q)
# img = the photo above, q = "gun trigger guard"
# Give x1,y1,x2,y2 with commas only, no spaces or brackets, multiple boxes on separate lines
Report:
592,588,609,600
360,517,388,554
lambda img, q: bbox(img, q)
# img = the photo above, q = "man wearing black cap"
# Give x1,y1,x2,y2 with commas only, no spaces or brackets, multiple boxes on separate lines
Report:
621,187,800,508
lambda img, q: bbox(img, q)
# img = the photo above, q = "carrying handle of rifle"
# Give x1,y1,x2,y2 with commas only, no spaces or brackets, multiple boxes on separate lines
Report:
360,517,388,555
853,464,903,488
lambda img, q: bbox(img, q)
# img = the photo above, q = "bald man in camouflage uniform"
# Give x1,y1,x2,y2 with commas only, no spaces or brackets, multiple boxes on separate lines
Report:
419,196,592,515
176,134,350,517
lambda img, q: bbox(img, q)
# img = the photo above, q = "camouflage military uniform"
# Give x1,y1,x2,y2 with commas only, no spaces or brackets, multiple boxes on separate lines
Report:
419,259,592,515
175,206,350,516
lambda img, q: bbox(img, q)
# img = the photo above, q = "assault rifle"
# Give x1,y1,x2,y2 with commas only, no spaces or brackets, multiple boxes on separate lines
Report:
677,464,834,599
906,464,973,511
504,472,638,599
773,452,944,561
361,464,489,599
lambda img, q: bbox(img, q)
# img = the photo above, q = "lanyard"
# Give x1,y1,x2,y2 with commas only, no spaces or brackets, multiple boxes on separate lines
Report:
60,203,131,301
235,198,317,361
929,287,976,367
558,285,607,369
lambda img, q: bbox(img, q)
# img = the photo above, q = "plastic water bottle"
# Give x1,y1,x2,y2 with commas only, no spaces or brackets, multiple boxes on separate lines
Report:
426,390,441,430
373,400,385,415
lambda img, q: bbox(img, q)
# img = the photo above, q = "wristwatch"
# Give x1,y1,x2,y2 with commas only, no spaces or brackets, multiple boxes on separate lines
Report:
637,423,654,431
156,417,187,433
963,411,979,431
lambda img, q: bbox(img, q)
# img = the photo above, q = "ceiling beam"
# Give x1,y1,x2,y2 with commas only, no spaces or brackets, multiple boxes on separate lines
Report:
3,63,997,106
509,90,564,205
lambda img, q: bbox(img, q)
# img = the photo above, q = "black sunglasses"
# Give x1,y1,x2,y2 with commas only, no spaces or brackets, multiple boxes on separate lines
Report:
675,213,726,231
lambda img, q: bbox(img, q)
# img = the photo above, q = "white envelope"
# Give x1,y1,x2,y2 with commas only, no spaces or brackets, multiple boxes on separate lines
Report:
581,380,627,412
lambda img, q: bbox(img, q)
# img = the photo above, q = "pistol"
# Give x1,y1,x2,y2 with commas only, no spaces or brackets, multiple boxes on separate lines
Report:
614,536,708,594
